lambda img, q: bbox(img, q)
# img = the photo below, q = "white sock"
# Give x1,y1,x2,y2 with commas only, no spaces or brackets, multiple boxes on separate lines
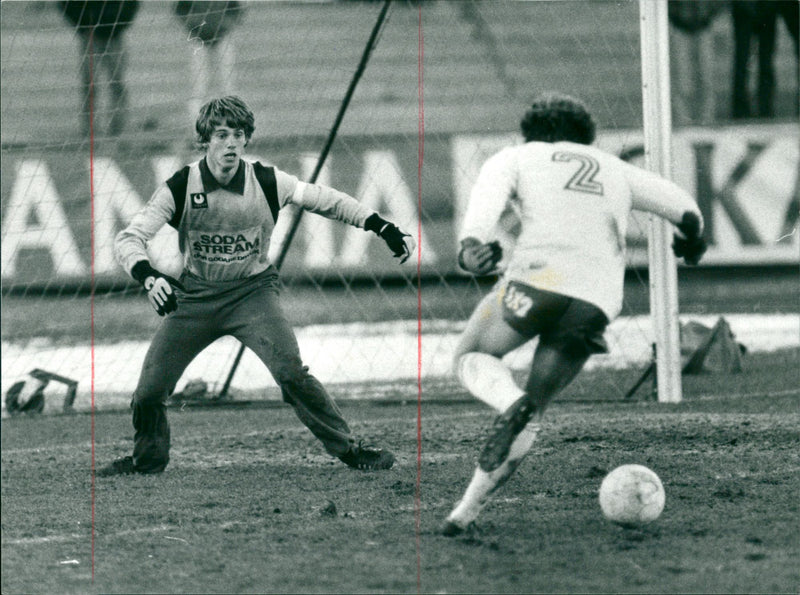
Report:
456,352,525,412
447,423,540,527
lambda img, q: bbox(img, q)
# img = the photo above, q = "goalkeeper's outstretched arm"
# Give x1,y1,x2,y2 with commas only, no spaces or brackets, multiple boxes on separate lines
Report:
113,184,184,315
289,181,416,264
115,185,175,276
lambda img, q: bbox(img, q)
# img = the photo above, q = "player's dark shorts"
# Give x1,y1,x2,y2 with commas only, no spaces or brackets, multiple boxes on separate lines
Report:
500,280,610,355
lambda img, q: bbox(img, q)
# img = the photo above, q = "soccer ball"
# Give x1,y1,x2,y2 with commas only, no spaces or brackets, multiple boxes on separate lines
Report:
598,464,665,525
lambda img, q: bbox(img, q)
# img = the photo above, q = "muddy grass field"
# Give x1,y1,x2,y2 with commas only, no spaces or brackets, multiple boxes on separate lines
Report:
2,348,798,594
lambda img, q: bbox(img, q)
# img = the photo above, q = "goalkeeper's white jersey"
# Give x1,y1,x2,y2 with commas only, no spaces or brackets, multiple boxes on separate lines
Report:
116,158,374,282
459,141,701,321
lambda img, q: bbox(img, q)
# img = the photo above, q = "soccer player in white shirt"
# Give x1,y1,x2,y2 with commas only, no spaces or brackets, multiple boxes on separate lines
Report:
97,96,415,476
441,92,706,535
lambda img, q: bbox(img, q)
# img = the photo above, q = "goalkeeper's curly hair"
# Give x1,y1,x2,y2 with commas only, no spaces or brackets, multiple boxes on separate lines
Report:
195,95,256,148
520,92,596,145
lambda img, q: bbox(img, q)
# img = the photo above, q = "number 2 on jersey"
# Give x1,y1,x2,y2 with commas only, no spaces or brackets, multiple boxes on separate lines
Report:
552,151,604,196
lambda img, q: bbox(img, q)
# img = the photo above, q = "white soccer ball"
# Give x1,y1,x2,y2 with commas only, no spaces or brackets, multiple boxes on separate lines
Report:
599,464,665,525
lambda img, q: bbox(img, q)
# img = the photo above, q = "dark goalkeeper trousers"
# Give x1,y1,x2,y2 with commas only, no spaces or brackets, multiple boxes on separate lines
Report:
130,267,355,472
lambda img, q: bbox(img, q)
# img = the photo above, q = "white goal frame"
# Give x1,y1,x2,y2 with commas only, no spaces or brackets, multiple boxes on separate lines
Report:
639,0,682,403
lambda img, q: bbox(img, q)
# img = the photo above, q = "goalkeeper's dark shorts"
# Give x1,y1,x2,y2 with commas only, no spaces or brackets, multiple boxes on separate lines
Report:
500,280,610,356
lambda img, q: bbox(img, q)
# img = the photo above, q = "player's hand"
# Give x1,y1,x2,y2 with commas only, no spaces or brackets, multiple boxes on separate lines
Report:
380,224,416,263
458,237,502,276
672,212,706,266
143,274,184,316
364,214,416,264
131,261,185,316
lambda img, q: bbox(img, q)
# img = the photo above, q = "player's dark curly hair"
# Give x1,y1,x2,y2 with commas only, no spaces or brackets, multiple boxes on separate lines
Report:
195,96,255,146
520,92,596,145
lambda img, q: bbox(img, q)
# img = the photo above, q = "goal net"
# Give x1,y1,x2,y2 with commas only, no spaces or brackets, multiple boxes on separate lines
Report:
0,1,750,414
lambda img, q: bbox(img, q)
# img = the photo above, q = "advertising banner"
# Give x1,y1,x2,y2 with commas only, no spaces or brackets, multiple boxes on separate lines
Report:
1,123,797,288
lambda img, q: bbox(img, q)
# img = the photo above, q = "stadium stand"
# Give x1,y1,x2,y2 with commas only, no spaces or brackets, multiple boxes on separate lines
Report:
3,1,797,149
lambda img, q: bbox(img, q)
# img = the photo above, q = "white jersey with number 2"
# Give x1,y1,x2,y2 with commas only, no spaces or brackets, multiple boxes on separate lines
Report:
459,140,702,321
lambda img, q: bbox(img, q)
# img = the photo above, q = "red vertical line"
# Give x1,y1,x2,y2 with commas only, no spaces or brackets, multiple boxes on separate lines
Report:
88,30,97,583
415,5,424,594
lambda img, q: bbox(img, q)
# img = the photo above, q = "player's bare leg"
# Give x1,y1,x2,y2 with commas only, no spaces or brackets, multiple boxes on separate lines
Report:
453,290,528,411
443,289,532,533
107,36,129,136
442,341,590,536
189,43,211,120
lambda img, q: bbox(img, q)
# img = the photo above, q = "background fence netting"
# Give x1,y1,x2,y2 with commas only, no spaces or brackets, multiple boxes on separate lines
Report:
2,1,798,414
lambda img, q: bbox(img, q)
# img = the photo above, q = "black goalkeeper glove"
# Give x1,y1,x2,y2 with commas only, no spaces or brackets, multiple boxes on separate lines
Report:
364,213,416,264
131,260,185,316
458,237,503,276
671,212,707,266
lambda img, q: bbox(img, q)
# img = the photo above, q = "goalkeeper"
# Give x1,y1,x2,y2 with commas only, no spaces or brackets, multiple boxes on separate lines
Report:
441,92,706,535
97,96,415,476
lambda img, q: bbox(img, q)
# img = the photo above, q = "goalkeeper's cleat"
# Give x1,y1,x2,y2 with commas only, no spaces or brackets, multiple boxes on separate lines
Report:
95,455,164,477
95,456,137,477
339,440,395,470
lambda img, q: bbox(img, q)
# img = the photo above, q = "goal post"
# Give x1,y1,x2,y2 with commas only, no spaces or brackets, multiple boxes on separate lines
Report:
638,0,682,404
